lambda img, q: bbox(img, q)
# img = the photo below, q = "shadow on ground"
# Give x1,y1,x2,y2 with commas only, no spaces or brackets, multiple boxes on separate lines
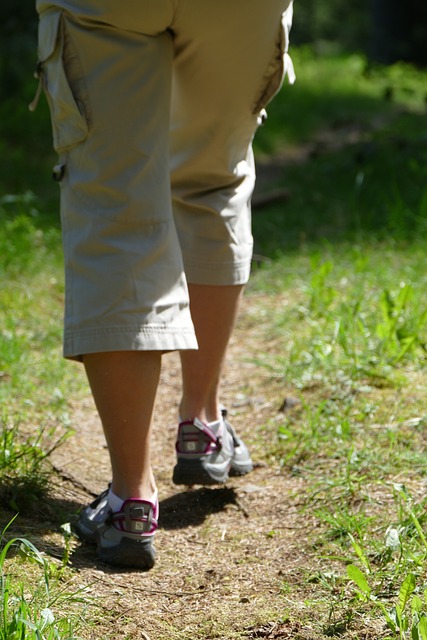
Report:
159,486,240,529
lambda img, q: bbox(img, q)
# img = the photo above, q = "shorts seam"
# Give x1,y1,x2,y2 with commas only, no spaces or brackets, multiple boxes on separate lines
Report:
183,258,251,270
65,325,195,338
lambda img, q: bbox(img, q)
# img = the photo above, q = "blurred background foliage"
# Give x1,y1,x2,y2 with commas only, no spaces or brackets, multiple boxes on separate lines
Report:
0,0,426,233
1,0,427,102
293,0,427,66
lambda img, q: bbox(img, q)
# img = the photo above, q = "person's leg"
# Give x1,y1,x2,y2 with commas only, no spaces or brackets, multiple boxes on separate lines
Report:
170,0,294,485
35,5,196,566
173,281,253,486
179,284,243,423
172,0,294,423
83,351,161,502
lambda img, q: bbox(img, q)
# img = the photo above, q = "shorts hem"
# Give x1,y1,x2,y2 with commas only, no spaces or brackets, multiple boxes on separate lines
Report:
64,325,198,361
184,259,252,286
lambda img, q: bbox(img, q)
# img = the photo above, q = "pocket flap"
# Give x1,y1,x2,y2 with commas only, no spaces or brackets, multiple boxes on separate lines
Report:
37,9,62,62
37,9,88,152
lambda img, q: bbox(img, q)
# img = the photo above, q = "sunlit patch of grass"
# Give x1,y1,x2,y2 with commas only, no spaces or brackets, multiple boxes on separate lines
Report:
246,238,427,637
250,242,427,382
255,48,427,154
0,411,72,512
0,192,88,414
0,519,88,639
0,193,86,513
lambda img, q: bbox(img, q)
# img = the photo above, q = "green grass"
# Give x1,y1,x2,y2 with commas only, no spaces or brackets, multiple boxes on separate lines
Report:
254,47,427,152
249,49,427,638
1,48,427,638
0,194,86,512
245,245,427,637
250,243,427,384
253,48,427,256
0,519,87,639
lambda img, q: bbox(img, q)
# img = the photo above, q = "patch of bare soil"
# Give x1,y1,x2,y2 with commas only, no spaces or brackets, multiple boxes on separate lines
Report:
4,296,384,639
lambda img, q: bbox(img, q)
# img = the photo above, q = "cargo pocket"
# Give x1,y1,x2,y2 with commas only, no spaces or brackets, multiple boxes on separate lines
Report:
252,2,296,115
36,9,89,152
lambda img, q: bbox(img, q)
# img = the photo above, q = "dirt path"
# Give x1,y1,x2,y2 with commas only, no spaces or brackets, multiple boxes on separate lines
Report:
39,296,322,640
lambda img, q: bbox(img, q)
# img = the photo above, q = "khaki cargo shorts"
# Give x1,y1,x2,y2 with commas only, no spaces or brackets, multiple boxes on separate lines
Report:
35,0,295,360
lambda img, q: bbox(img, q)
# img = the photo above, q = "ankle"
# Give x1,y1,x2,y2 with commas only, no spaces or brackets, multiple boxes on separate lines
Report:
110,480,157,506
179,400,221,424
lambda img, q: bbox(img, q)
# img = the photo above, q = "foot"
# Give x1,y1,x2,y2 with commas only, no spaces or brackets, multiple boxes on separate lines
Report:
75,488,157,570
172,410,253,485
222,409,254,477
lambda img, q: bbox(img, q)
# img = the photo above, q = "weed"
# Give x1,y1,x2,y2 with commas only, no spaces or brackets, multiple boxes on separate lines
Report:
0,413,71,512
0,519,86,639
308,258,336,314
377,284,427,364
391,485,427,558
347,567,427,639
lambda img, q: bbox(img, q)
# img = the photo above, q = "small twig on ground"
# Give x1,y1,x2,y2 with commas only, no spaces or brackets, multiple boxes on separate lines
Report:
97,576,211,598
50,462,100,498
